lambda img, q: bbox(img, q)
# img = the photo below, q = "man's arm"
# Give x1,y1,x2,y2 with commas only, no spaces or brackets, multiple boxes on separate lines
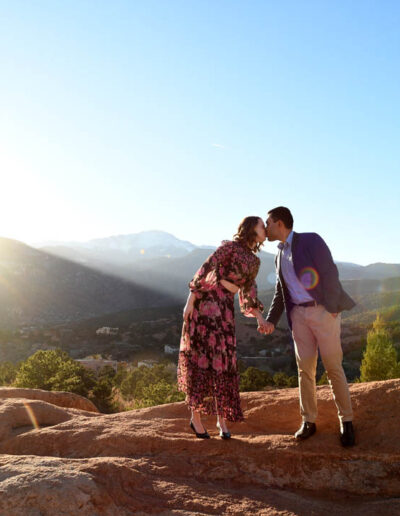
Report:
265,275,285,327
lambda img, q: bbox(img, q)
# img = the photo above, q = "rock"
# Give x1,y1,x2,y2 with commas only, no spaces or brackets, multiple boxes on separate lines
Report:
0,380,399,514
0,387,99,413
0,398,99,442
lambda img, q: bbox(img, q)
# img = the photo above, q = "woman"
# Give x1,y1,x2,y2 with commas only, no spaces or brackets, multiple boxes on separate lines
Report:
177,216,266,439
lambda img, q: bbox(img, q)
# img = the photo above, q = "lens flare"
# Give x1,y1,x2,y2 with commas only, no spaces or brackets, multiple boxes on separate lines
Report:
299,267,319,290
23,401,40,430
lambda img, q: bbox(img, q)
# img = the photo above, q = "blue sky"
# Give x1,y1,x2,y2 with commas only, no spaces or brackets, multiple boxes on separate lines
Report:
0,1,399,265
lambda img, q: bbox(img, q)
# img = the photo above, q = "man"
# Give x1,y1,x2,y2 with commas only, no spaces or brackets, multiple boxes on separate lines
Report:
259,206,356,446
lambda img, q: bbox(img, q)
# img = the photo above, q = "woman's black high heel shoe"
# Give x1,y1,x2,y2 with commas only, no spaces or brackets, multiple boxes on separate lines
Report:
217,421,231,439
190,419,210,439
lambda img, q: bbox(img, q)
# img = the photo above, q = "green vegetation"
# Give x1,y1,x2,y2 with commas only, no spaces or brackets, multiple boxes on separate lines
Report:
0,347,302,414
317,371,329,385
5,308,399,413
0,361,18,385
117,362,185,409
239,366,298,391
359,314,400,382
14,349,94,395
3,349,116,413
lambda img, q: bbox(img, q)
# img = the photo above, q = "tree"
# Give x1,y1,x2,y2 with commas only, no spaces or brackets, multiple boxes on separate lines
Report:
359,314,400,382
14,349,95,396
0,361,18,386
273,372,290,387
119,362,185,407
286,375,299,388
136,380,185,408
90,376,116,413
240,367,273,391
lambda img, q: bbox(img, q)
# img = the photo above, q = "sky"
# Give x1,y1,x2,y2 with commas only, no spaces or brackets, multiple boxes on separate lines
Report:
0,0,399,265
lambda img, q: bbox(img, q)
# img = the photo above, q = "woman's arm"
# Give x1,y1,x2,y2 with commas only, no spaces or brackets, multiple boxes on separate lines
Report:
183,291,196,322
220,279,239,293
189,241,233,294
238,259,264,318
247,307,266,325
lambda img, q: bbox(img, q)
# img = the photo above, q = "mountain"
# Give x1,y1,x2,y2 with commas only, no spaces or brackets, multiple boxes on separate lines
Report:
36,231,197,266
3,233,400,327
31,231,400,301
0,237,177,327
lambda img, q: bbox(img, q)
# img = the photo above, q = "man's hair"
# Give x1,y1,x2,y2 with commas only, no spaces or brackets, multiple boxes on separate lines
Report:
267,206,294,229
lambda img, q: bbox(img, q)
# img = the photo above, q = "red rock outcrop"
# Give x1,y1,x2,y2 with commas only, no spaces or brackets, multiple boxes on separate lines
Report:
0,387,99,412
0,380,399,515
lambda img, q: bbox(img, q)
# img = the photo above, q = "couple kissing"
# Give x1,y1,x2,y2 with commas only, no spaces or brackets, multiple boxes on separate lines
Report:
177,206,355,447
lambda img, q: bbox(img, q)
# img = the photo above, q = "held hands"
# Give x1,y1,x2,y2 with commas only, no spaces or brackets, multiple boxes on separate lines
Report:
257,317,275,335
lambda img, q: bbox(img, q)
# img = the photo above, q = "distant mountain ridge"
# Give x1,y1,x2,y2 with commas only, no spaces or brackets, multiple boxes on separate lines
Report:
33,230,400,283
34,231,197,262
1,232,399,327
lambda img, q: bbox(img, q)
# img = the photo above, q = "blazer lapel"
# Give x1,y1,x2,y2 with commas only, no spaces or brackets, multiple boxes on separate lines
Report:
277,247,283,281
291,231,298,256
291,231,299,274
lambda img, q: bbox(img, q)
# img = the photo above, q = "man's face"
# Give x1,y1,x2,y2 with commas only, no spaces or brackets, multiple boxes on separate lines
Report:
265,215,279,241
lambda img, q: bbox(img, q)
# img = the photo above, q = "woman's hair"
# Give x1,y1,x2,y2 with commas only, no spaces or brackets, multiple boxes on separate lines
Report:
233,216,263,252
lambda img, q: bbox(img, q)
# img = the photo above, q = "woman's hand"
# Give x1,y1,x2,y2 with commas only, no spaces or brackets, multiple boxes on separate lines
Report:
251,310,275,335
183,292,195,322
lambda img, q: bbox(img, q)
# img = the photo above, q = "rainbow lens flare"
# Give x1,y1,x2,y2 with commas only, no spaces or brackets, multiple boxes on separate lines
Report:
299,267,319,290
23,401,40,430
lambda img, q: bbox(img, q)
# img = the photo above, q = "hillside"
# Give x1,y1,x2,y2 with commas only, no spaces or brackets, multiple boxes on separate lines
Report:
0,238,176,327
34,231,400,296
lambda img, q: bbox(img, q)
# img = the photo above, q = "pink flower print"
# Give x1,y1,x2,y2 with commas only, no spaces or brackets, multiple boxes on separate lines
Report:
202,302,221,317
197,324,207,337
216,286,225,299
226,335,233,345
222,321,230,332
212,356,223,373
225,308,233,322
198,355,209,369
189,319,196,336
220,337,226,352
209,334,217,348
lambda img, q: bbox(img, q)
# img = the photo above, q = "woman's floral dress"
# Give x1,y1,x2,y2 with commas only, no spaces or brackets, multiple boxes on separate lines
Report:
177,239,264,422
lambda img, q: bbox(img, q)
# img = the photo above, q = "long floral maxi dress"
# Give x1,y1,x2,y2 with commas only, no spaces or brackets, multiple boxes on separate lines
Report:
177,239,264,422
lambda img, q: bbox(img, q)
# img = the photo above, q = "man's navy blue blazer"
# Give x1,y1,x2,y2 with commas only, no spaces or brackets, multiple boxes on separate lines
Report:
266,231,356,330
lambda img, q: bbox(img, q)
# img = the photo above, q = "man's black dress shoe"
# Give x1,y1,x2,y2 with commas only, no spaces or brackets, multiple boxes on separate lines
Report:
216,421,231,439
340,421,355,447
190,420,210,439
294,421,316,440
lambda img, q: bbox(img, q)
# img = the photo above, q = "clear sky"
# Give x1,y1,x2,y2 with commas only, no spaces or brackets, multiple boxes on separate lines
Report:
0,1,399,265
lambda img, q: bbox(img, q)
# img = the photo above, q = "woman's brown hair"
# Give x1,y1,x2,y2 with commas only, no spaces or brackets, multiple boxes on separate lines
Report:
233,216,264,252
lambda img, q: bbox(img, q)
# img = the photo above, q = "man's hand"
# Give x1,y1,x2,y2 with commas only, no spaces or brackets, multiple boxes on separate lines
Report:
331,312,339,318
257,319,275,335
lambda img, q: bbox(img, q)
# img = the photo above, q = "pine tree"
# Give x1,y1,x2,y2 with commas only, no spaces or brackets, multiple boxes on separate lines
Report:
359,314,400,382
